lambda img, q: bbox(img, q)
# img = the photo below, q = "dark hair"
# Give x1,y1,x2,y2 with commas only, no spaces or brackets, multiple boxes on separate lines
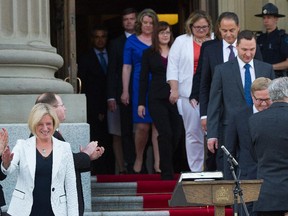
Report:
90,25,108,37
122,8,137,17
35,92,57,106
151,21,174,52
217,12,239,26
237,30,256,45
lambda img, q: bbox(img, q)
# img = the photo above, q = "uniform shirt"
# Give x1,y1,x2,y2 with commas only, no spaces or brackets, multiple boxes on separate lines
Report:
257,28,288,73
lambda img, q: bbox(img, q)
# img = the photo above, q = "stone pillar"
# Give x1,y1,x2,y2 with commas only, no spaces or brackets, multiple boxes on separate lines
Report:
0,0,73,94
0,1,91,212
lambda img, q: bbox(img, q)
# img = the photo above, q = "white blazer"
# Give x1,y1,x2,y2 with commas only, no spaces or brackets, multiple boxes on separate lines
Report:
2,136,78,216
167,34,195,98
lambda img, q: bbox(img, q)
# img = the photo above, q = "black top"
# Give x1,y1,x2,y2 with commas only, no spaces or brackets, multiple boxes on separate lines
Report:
139,48,171,106
30,150,54,216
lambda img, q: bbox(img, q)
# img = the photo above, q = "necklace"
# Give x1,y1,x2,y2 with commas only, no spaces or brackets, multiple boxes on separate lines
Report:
194,37,206,44
42,149,46,155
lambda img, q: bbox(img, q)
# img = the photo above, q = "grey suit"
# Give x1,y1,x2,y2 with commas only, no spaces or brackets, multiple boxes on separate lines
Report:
224,106,257,180
249,102,288,212
207,58,274,171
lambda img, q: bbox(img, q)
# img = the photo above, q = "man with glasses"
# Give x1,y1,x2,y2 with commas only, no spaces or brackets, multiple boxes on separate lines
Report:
249,77,288,216
224,77,272,216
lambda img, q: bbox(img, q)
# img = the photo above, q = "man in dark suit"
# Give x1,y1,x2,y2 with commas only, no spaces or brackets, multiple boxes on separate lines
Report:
35,93,104,216
191,12,263,171
224,77,272,216
207,30,275,173
78,25,114,174
249,77,288,216
107,8,137,174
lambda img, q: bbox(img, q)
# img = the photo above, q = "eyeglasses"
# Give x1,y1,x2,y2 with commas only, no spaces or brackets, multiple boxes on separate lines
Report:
252,95,271,104
159,31,171,36
192,25,209,31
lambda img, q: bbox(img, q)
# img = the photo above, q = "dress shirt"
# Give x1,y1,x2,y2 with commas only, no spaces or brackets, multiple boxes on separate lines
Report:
94,48,108,65
125,31,132,38
237,57,256,87
223,40,237,62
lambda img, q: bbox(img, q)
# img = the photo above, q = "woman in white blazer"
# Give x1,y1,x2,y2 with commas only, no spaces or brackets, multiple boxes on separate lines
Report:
1,103,78,216
167,10,212,172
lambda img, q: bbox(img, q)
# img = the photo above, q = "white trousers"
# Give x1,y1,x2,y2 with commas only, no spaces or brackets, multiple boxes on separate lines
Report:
177,97,204,171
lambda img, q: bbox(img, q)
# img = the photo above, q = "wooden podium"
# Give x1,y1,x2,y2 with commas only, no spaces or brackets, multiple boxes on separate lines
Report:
180,180,263,216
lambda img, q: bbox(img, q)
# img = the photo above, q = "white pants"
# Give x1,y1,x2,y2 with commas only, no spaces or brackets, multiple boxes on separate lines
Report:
177,97,204,171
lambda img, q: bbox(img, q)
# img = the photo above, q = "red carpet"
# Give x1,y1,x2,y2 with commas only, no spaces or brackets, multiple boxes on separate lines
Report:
137,180,177,194
96,174,233,215
96,174,180,182
142,194,172,208
169,207,233,216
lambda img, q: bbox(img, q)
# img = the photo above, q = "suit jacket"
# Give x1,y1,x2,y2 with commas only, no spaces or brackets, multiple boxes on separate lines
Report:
224,106,257,180
0,157,6,207
78,48,107,117
107,34,126,102
3,136,78,216
54,130,90,216
199,40,263,117
190,39,219,101
167,34,194,98
249,102,288,211
207,58,274,139
139,48,170,105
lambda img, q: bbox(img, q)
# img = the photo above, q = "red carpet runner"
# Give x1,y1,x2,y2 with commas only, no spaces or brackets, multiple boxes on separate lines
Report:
96,174,233,216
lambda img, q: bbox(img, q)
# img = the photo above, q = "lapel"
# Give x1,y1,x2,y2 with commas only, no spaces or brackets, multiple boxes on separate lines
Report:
254,60,264,78
25,137,37,181
231,58,245,99
51,136,62,180
216,41,224,63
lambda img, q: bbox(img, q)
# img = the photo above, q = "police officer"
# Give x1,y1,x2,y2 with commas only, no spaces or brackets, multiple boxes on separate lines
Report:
255,3,288,78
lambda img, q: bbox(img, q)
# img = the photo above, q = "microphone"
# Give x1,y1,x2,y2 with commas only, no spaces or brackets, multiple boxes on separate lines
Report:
221,145,238,166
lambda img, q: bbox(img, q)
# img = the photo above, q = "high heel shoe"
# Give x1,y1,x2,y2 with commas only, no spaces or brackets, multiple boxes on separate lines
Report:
154,169,161,174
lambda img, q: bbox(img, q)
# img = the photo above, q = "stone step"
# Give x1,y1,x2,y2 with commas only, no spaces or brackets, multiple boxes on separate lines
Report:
91,195,143,211
92,182,137,196
84,211,169,216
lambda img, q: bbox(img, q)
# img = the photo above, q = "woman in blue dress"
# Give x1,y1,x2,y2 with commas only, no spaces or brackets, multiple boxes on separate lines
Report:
121,8,161,173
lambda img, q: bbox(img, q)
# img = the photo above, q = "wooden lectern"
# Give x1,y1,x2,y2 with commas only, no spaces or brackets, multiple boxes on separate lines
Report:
181,180,263,216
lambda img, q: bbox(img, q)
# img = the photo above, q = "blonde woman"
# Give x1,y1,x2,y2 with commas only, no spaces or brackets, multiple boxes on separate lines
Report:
121,9,160,173
1,103,78,216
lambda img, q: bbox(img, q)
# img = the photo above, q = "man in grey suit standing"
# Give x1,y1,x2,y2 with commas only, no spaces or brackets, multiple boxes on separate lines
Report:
207,30,275,173
249,77,288,216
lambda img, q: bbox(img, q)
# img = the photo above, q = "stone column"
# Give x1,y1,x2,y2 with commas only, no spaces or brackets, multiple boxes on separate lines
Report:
0,0,73,94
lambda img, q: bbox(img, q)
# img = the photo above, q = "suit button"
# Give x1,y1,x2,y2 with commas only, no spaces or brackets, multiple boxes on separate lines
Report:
52,188,55,192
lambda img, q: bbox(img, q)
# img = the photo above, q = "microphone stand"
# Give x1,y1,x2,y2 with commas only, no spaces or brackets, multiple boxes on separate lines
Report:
227,157,250,216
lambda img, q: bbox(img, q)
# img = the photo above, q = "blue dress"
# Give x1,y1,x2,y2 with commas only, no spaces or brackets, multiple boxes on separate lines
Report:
123,34,152,123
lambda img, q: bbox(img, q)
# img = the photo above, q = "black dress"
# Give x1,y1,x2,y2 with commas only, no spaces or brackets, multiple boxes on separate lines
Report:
30,150,54,216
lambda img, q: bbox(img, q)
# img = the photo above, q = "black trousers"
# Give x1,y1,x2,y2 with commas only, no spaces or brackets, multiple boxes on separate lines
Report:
119,102,135,173
149,97,182,180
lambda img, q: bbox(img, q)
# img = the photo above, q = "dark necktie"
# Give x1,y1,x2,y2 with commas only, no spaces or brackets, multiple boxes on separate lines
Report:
98,52,107,74
228,45,235,61
244,64,253,106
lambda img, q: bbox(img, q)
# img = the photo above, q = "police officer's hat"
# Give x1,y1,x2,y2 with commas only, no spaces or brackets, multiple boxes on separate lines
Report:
255,3,285,18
